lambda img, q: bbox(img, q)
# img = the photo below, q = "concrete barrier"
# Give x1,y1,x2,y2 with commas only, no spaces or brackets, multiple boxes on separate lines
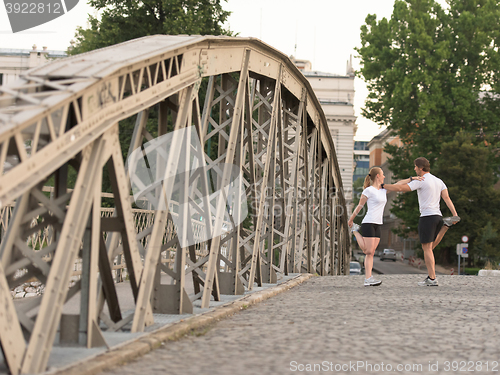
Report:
408,256,423,269
478,270,500,276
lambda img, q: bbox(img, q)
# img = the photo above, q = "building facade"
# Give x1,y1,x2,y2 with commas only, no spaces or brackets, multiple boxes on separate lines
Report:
293,56,357,209
353,141,369,184
0,45,66,86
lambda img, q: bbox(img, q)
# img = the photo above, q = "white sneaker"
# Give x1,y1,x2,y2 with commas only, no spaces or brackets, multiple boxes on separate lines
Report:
364,276,382,287
443,216,460,227
418,276,438,286
350,223,360,233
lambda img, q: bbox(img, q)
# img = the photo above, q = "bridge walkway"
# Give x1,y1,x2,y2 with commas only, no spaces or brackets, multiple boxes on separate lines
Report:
99,275,500,375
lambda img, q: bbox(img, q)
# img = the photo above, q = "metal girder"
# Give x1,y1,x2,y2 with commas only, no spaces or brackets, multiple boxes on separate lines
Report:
22,129,111,373
0,259,25,375
0,35,350,374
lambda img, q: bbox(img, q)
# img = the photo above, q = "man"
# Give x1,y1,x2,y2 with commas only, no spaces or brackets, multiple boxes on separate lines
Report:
383,157,459,286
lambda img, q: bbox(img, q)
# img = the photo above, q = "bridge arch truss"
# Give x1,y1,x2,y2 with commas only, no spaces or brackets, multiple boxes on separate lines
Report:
0,35,350,374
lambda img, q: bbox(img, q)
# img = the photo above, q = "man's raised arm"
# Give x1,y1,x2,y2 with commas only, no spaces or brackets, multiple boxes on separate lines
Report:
441,189,458,217
383,177,414,192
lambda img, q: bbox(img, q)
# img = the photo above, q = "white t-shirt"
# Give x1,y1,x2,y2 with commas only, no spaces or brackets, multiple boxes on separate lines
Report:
361,186,387,225
408,173,447,217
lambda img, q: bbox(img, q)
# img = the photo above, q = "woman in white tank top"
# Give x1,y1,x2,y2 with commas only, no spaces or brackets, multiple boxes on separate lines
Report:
348,167,386,286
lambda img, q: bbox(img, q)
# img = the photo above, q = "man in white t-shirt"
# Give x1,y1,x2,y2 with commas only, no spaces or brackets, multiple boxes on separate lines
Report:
383,157,459,286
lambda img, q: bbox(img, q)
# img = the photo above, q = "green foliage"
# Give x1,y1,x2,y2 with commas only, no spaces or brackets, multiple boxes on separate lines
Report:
351,177,365,225
464,267,481,275
70,0,232,55
433,132,500,261
65,0,233,204
358,0,500,155
476,221,500,261
357,0,500,262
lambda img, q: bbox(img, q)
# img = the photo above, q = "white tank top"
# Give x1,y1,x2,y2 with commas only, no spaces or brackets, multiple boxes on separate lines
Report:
361,186,387,225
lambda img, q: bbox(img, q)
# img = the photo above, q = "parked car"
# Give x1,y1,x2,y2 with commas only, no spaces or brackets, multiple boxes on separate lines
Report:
380,248,396,262
350,261,363,275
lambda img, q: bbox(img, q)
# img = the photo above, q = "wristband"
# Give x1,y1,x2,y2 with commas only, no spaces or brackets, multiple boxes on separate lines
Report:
381,183,385,189
409,176,413,182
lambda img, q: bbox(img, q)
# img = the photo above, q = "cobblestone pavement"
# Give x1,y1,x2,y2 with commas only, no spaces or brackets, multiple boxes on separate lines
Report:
100,275,500,375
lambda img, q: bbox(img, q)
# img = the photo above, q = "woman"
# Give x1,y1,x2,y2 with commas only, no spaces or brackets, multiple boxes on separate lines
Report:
348,167,386,286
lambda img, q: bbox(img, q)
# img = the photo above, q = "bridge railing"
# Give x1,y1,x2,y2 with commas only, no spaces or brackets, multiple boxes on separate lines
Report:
0,35,350,374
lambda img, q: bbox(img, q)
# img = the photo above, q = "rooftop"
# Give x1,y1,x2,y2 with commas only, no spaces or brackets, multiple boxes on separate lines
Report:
302,70,353,79
0,48,67,58
319,99,353,106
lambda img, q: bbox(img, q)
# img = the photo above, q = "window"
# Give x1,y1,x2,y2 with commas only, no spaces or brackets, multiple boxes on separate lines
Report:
0,73,3,85
354,141,369,151
353,160,369,177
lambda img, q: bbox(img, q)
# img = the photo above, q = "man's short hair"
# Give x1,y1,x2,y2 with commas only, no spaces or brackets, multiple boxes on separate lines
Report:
414,157,430,172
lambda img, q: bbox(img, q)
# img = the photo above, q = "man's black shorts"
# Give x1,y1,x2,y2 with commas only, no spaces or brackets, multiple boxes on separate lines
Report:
360,223,381,238
418,215,443,244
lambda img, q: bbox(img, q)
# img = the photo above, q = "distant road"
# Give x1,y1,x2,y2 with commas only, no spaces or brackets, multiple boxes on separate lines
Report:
353,251,429,275
372,257,428,275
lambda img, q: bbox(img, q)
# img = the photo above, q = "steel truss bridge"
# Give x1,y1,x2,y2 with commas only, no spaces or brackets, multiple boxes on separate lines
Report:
0,35,350,374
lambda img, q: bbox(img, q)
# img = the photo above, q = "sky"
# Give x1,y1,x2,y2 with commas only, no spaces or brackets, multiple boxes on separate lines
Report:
0,0,399,141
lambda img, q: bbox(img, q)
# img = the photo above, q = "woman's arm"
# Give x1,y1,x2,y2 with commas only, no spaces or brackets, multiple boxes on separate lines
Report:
395,177,412,185
348,194,368,227
384,176,424,192
383,183,411,192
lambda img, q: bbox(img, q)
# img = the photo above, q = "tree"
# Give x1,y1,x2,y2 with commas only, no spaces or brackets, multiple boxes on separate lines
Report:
432,132,500,264
358,0,500,161
66,1,231,199
476,221,500,262
70,0,232,55
356,0,500,252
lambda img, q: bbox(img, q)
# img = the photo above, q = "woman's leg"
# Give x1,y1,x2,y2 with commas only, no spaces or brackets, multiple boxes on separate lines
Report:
363,237,381,279
353,231,367,252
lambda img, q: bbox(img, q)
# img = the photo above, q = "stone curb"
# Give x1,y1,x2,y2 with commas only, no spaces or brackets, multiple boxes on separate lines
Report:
478,269,500,276
48,273,314,375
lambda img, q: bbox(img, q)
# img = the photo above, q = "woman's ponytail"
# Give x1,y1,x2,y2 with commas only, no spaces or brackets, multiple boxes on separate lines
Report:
363,174,371,190
363,167,382,190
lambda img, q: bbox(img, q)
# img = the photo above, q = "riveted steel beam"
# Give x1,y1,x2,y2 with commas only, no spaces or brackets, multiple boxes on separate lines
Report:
0,36,350,374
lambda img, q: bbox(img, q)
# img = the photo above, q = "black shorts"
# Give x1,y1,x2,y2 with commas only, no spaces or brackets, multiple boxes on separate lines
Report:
360,223,381,238
418,215,443,244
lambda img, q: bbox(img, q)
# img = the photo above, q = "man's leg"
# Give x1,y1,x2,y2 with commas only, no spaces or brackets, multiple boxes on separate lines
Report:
422,242,436,279
432,226,449,250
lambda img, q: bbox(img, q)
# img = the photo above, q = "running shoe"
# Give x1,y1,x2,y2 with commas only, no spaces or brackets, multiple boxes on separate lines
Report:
443,216,461,227
418,276,438,286
350,223,360,233
364,276,382,287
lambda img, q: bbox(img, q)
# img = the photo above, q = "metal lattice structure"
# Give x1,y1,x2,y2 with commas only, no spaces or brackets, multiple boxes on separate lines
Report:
0,35,350,374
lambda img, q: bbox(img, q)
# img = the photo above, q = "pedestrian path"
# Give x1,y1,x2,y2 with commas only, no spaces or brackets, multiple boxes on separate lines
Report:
0,274,306,375
99,275,500,375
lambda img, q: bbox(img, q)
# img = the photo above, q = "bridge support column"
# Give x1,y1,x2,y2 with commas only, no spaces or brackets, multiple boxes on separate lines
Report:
0,36,352,373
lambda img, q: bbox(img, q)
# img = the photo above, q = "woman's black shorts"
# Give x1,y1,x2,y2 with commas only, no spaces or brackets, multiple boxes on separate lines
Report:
360,223,381,238
418,215,443,244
